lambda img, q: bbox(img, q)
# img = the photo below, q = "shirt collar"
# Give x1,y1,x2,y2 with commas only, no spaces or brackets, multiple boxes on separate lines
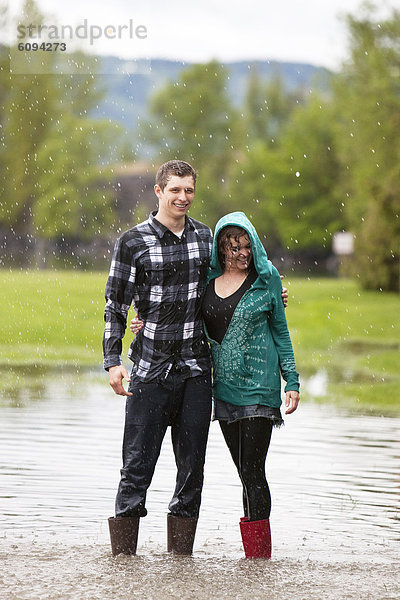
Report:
148,211,195,239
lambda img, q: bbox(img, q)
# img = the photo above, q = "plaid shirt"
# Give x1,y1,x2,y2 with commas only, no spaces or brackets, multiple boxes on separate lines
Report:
103,212,213,380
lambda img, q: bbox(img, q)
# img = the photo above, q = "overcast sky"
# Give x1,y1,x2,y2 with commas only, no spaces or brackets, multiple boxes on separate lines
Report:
6,0,400,70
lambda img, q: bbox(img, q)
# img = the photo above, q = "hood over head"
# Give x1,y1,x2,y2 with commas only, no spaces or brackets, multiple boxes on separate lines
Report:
209,211,273,281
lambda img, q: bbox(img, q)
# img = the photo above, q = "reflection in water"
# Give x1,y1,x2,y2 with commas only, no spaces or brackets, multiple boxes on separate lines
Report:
0,365,48,407
0,370,399,599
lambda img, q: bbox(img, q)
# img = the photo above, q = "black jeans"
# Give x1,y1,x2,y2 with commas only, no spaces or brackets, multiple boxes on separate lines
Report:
115,369,212,519
219,417,273,521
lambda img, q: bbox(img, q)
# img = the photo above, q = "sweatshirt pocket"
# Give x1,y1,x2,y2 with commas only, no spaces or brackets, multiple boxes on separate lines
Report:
238,351,252,377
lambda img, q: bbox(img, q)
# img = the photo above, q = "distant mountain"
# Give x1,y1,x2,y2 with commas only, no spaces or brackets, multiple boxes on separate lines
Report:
92,56,332,131
2,43,331,131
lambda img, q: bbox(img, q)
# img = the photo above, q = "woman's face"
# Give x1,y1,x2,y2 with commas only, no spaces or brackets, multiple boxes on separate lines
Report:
224,234,253,272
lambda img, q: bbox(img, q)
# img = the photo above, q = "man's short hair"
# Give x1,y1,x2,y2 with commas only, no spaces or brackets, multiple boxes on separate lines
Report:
155,160,197,191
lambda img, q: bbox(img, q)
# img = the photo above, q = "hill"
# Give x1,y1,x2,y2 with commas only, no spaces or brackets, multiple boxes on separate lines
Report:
92,56,332,131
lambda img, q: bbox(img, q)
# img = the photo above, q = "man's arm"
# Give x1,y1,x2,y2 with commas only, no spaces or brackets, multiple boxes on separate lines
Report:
103,234,136,396
108,365,132,397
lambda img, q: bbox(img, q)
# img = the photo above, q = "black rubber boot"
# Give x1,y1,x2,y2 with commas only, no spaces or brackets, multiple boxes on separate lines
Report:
108,516,140,556
167,513,198,555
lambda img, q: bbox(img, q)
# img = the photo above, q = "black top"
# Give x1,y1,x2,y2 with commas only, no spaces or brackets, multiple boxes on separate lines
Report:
202,269,258,344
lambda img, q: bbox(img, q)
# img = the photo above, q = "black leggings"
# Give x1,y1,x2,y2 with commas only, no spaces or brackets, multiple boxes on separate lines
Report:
219,418,273,521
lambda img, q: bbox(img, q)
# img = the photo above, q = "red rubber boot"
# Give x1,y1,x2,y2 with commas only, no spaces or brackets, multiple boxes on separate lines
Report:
239,517,271,558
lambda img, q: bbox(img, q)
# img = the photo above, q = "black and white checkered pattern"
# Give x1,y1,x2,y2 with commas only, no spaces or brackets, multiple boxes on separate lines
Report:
103,212,213,380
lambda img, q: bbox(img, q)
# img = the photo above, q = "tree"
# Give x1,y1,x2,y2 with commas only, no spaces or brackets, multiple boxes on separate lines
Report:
139,61,235,169
333,4,400,292
0,0,127,265
267,95,343,252
33,115,116,240
225,141,282,250
243,69,301,147
227,95,343,256
137,61,239,225
0,1,59,231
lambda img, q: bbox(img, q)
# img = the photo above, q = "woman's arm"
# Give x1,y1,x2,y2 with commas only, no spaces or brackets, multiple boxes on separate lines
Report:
285,390,300,414
268,269,300,401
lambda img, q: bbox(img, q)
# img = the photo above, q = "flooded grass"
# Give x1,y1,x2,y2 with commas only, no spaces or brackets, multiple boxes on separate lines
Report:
303,370,400,416
285,277,400,415
1,269,399,413
0,269,125,367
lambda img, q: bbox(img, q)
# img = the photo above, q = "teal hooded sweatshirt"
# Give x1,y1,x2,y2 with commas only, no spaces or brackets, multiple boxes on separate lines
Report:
205,212,299,408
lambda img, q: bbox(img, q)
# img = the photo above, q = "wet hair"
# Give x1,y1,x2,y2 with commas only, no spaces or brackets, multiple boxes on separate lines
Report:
155,160,197,191
217,225,253,271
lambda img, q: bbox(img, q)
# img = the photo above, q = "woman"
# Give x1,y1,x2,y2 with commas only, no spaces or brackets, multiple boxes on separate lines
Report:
130,211,299,559
201,211,299,559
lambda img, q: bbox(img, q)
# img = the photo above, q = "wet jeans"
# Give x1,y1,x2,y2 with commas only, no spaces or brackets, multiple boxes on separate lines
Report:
115,369,212,519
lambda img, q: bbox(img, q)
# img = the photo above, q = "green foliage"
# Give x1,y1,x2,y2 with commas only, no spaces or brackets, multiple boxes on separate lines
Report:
0,0,125,245
0,59,117,232
333,5,400,291
243,70,300,145
0,74,60,229
139,60,241,225
33,115,116,239
189,174,232,228
137,5,400,293
139,61,235,173
227,96,343,252
225,142,282,248
268,96,344,250
1,1,399,295
139,59,344,257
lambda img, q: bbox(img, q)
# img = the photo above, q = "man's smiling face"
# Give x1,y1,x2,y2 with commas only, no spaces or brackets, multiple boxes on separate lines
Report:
154,175,195,220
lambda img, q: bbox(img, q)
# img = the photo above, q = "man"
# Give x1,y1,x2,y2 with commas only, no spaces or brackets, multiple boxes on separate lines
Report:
103,160,288,556
103,160,213,556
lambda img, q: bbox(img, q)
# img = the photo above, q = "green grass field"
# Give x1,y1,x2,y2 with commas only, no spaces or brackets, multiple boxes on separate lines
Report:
2,270,399,414
284,277,400,414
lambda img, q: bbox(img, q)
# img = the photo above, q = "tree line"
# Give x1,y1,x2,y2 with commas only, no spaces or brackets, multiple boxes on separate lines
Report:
0,1,399,291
